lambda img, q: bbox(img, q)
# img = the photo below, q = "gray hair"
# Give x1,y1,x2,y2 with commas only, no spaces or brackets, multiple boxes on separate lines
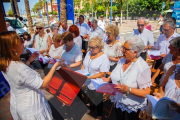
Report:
137,17,145,24
124,35,145,57
50,23,58,31
145,19,149,24
169,36,180,51
163,19,175,28
91,19,97,24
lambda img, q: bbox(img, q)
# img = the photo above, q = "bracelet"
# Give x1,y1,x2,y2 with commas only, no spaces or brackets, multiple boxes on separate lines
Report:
127,87,131,94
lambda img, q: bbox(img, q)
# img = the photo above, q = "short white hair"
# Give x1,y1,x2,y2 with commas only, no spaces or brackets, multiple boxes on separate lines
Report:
137,17,145,24
50,23,58,31
124,35,145,57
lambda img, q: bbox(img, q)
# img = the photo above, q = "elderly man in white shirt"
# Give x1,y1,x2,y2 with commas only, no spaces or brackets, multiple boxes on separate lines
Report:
6,22,14,31
98,15,106,31
87,19,104,41
76,15,90,56
153,19,180,69
132,17,154,60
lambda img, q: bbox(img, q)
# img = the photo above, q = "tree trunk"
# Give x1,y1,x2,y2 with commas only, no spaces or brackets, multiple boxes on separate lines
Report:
14,0,20,16
24,0,34,34
60,0,67,22
50,0,53,16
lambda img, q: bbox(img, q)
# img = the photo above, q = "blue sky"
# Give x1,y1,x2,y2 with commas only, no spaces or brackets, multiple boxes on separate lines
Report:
3,0,52,14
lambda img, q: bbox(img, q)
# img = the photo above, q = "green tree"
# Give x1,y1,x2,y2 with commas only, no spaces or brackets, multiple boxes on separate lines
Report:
74,0,81,16
82,0,90,17
8,9,13,16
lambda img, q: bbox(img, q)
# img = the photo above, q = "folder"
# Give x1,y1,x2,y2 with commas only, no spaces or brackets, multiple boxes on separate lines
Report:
46,67,87,106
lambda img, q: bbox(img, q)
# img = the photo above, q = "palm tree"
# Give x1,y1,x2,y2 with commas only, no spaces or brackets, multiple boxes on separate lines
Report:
60,0,67,22
14,0,20,16
50,0,53,16
24,0,34,34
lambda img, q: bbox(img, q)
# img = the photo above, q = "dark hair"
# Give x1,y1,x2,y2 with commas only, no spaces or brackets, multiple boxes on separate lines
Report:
46,29,50,33
79,15,84,19
61,32,73,42
170,37,180,51
69,25,80,37
23,32,31,41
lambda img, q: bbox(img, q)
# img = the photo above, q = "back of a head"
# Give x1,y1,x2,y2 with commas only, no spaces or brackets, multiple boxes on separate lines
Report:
0,31,21,72
170,36,180,51
61,32,73,42
69,25,79,37
52,34,61,43
124,35,145,57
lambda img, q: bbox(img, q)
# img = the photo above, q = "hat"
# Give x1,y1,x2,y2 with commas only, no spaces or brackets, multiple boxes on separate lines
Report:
36,22,44,27
100,15,104,18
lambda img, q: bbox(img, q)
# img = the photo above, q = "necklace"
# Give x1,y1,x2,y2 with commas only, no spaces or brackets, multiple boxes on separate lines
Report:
38,34,44,49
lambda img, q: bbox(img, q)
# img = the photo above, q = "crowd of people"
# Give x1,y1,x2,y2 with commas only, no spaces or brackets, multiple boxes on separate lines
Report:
0,14,180,120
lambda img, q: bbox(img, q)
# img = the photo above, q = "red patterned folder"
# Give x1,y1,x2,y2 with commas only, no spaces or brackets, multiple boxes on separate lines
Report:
46,67,87,106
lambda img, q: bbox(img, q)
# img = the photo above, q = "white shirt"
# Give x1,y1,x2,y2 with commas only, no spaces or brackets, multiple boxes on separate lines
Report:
98,20,105,31
164,64,180,120
50,20,57,26
7,26,14,31
2,62,53,120
49,45,63,58
103,42,122,66
73,36,82,49
35,34,49,55
24,39,32,48
88,27,104,40
159,53,174,85
60,43,83,71
110,57,152,113
48,33,53,39
77,22,90,37
115,17,119,22
58,27,63,34
83,51,110,90
154,32,180,54
132,28,154,48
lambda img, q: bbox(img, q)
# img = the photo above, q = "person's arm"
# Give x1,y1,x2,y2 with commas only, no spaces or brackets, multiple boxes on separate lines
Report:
81,64,84,70
151,63,164,84
32,37,36,48
40,61,63,89
87,72,106,79
25,52,39,66
67,61,82,68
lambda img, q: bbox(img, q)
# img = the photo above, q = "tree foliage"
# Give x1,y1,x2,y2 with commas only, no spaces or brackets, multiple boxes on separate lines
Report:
8,9,13,16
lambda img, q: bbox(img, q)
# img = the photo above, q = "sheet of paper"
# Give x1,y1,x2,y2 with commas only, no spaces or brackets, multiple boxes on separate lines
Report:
25,48,39,53
147,50,161,56
75,69,90,76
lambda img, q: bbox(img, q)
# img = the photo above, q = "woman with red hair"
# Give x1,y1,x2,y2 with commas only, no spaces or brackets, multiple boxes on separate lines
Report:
69,25,82,49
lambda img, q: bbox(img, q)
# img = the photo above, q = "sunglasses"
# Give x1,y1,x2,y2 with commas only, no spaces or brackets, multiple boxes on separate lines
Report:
138,24,144,27
36,27,43,30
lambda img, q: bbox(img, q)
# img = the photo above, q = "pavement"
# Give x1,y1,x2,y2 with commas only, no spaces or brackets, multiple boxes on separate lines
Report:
0,19,180,120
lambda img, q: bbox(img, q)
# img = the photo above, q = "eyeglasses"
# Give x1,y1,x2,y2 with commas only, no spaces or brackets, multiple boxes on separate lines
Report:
138,24,144,27
163,29,170,32
88,46,98,50
121,46,132,52
36,27,43,30
106,32,111,36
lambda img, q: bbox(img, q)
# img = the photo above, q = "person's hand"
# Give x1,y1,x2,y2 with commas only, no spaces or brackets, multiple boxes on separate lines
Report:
102,77,110,82
160,54,167,58
114,84,129,93
54,61,64,68
28,52,39,63
144,46,149,50
153,92,163,100
39,50,45,54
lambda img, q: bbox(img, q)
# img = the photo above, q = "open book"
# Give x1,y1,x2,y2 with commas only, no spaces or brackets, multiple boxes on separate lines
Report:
147,50,161,60
146,95,177,119
91,79,121,95
25,48,39,54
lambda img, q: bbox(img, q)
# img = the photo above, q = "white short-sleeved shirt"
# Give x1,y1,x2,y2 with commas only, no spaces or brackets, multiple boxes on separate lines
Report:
76,22,90,37
24,39,32,48
60,43,83,71
98,20,105,31
73,36,82,49
159,53,174,85
132,29,154,48
2,62,53,120
154,32,180,54
103,42,122,66
164,64,180,120
49,45,63,58
35,34,49,55
88,27,104,40
110,57,152,113
83,51,110,90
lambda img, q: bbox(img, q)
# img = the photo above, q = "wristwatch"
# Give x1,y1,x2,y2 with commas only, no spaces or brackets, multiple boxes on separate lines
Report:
127,87,131,94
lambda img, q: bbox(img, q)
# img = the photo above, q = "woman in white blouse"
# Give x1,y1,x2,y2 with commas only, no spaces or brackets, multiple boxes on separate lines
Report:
48,33,63,58
103,24,122,71
69,24,82,49
154,64,180,120
48,23,59,41
0,31,62,120
33,22,52,55
82,37,110,120
59,32,82,71
152,37,180,85
103,36,152,120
